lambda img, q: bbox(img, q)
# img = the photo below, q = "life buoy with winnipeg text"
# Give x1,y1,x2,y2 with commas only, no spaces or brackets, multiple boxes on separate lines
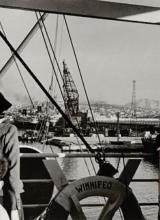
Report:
41,176,145,220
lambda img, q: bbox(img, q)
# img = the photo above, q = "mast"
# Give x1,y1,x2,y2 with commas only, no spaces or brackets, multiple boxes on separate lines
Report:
0,1,159,25
131,80,136,118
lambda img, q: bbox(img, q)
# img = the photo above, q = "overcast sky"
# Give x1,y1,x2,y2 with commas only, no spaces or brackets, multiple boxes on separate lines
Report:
0,6,160,106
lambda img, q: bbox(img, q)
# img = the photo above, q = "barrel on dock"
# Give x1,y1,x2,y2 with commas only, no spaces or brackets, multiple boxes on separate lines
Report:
20,145,54,220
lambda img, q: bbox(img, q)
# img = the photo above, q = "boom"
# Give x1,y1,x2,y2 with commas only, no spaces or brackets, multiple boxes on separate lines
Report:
0,1,160,24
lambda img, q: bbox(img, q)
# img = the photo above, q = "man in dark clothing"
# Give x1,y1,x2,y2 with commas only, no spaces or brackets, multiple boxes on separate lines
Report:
0,93,24,220
0,93,12,114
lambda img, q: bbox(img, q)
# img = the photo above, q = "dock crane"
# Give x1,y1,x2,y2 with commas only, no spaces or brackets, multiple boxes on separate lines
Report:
63,61,79,116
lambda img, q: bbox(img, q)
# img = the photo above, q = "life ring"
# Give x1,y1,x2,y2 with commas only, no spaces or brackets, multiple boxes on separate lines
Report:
41,176,144,220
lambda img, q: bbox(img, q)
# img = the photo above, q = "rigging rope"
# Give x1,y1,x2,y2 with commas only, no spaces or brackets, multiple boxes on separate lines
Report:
58,17,64,62
37,12,83,133
35,12,64,101
36,12,82,135
0,15,138,220
38,14,117,175
35,12,68,141
36,12,83,147
63,15,106,160
50,16,94,176
53,15,59,61
0,22,35,108
0,15,119,180
47,15,106,178
37,12,72,116
37,12,65,93
48,15,59,103
62,17,126,192
0,29,96,154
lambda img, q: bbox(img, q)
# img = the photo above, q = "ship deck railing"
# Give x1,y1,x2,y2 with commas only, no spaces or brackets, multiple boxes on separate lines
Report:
20,152,159,208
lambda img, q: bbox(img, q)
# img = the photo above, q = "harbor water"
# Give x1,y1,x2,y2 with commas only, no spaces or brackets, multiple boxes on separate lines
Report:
25,141,159,220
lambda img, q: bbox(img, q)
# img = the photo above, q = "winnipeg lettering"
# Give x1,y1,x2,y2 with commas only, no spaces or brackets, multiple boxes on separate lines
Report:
75,180,112,193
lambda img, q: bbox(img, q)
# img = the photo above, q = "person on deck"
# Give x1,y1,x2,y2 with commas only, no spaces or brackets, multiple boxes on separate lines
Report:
0,92,24,220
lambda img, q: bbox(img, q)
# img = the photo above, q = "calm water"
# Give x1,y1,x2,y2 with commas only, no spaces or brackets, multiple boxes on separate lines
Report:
27,141,158,220
19,138,159,220
61,157,158,220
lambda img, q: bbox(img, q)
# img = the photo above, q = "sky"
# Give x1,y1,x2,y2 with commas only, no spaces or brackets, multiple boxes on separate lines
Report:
0,6,160,106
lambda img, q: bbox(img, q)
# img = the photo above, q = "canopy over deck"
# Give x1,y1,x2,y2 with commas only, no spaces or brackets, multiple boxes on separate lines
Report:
0,0,160,24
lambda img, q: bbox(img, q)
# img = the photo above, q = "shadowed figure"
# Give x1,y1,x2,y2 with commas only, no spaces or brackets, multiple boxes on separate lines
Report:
0,157,9,220
0,93,11,114
0,93,24,220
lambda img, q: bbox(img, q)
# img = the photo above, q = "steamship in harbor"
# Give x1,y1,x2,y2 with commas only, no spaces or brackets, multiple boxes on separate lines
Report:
13,115,38,129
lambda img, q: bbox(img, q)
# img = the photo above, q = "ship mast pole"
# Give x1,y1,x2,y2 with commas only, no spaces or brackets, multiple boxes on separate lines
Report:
116,112,120,142
131,80,136,118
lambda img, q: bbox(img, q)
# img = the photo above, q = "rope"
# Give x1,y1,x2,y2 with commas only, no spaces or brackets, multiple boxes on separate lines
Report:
37,12,81,132
36,12,69,142
35,12,64,101
37,12,82,134
0,22,35,108
58,18,64,61
0,29,95,154
38,15,96,177
37,117,47,142
53,15,59,59
48,15,59,101
60,15,124,209
63,15,106,161
37,12,65,93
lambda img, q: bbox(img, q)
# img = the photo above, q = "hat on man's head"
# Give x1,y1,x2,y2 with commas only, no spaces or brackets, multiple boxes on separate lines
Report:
0,93,12,114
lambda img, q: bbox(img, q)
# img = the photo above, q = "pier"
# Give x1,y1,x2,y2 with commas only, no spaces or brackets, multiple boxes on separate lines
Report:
89,117,160,134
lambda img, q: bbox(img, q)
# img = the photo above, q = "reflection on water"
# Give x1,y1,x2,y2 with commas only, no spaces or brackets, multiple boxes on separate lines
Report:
26,143,159,220
62,156,158,219
59,153,158,219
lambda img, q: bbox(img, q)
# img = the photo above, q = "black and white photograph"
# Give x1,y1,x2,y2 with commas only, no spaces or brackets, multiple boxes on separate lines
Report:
0,1,159,219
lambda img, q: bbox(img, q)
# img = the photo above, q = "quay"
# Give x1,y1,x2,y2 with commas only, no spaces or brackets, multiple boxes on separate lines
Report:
89,117,160,135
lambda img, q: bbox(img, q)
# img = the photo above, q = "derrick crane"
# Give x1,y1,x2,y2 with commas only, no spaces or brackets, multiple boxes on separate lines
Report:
53,61,87,135
63,61,79,116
